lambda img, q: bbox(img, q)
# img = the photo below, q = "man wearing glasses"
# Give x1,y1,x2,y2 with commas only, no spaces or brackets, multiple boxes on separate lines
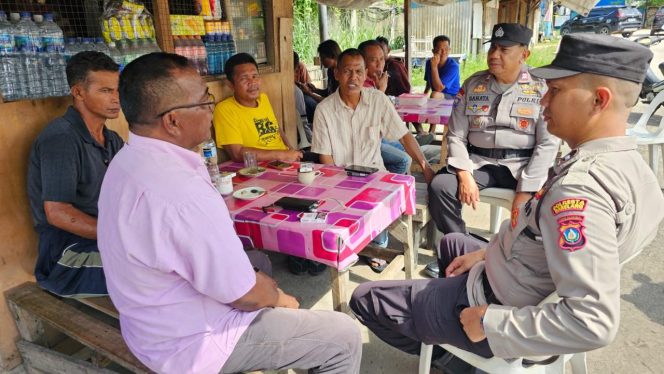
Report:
213,52,303,163
27,51,123,298
98,52,361,374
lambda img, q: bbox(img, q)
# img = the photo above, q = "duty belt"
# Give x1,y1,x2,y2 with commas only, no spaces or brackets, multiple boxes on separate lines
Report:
468,145,533,159
481,271,502,305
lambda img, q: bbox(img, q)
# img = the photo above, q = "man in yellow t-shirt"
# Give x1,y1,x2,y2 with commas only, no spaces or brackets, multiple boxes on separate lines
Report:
214,53,303,163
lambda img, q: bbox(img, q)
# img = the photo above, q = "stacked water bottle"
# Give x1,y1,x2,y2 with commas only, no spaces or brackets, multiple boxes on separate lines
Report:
0,11,69,101
203,21,236,76
173,35,208,76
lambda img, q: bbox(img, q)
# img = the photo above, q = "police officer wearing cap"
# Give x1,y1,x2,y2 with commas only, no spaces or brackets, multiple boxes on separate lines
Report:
426,23,560,277
350,33,664,365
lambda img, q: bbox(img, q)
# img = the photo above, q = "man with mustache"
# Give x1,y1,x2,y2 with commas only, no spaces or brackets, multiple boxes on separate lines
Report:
27,51,123,297
351,33,664,371
425,23,560,278
312,48,434,182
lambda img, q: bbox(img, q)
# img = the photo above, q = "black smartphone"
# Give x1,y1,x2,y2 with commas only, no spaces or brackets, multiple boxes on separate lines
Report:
344,164,379,177
274,197,320,212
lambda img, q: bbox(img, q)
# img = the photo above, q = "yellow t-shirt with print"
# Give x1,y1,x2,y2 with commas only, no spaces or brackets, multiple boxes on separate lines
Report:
213,93,288,150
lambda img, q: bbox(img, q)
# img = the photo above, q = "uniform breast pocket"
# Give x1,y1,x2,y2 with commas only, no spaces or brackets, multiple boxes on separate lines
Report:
510,103,539,134
468,115,490,131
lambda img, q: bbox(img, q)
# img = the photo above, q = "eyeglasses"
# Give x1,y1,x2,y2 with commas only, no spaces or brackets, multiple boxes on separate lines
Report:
155,92,216,119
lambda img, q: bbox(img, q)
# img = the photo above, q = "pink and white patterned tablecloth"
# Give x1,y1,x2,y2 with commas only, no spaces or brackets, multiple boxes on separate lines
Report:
220,162,416,271
396,98,454,124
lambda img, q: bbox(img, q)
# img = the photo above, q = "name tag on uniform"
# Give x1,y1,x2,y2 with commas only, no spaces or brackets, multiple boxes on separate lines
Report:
510,103,539,119
515,96,540,105
466,94,490,115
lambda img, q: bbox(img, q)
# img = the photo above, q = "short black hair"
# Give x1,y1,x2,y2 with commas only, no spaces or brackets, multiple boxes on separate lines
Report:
336,48,365,69
66,51,119,88
376,36,389,47
357,39,383,57
294,51,300,69
119,52,193,126
317,39,341,60
224,53,258,82
432,35,451,49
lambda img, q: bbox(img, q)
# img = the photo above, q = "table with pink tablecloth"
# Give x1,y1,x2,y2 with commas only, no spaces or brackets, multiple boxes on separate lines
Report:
396,98,454,124
220,162,417,312
220,162,416,271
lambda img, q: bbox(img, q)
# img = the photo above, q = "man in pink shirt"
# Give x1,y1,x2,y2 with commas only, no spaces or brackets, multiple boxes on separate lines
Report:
97,52,361,374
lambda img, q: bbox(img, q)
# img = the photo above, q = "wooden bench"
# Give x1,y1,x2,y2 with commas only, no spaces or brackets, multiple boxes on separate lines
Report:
6,282,150,373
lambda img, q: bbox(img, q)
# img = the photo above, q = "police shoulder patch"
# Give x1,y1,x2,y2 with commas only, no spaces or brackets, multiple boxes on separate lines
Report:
557,215,586,252
551,198,587,216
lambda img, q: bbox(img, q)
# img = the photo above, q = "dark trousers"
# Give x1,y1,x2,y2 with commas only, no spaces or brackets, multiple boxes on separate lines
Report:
35,227,107,297
304,94,318,124
349,233,493,358
428,164,517,234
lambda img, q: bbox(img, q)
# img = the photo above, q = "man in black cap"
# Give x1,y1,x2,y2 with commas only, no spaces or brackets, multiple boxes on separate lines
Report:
350,33,664,369
425,23,560,278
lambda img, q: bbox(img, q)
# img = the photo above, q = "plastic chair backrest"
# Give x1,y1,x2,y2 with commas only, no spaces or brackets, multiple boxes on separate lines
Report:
632,90,664,135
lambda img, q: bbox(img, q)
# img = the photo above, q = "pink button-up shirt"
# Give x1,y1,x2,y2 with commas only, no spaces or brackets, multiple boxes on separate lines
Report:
98,133,259,373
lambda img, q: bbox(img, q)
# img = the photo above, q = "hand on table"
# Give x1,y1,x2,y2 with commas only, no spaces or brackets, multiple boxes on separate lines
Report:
460,305,488,342
279,150,303,162
445,249,485,277
457,170,479,209
276,288,300,309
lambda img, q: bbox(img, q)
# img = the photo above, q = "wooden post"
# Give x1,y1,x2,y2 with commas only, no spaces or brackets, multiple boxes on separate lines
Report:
404,0,411,75
330,268,350,313
278,17,297,149
152,0,174,53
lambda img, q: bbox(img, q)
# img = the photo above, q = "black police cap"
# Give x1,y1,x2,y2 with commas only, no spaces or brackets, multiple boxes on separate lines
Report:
530,34,653,84
485,23,533,47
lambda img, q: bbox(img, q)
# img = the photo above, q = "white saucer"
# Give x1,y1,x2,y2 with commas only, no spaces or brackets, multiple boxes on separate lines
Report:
232,186,266,200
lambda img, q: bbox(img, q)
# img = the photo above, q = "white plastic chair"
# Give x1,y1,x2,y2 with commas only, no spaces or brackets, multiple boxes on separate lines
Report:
626,90,664,177
479,188,516,234
418,245,646,374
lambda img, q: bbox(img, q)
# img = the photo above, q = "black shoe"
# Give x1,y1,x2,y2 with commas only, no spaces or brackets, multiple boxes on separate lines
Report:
424,261,440,278
307,260,327,276
287,256,308,275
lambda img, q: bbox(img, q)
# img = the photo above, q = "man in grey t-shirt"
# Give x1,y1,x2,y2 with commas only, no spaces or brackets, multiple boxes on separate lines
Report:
27,51,122,297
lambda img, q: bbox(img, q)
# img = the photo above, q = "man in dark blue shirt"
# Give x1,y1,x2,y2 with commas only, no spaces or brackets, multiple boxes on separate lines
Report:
27,51,123,297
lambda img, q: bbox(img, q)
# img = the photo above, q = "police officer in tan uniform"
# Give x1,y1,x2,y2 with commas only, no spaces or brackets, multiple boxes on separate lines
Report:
426,23,560,277
350,33,664,368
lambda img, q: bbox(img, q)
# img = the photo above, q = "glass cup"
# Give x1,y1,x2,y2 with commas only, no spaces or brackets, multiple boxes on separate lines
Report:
243,151,257,169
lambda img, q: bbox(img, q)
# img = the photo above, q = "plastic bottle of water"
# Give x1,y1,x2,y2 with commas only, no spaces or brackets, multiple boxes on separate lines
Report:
64,37,76,61
107,41,124,70
95,37,110,56
39,13,66,97
15,12,43,99
0,11,20,100
194,36,208,75
201,139,220,186
81,37,94,52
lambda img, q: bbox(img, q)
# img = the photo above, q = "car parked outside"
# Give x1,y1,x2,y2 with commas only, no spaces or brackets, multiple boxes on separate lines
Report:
560,6,643,38
651,6,664,35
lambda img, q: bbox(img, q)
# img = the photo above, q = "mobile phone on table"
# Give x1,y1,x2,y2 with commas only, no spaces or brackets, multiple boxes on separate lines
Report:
344,165,379,177
267,160,292,170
